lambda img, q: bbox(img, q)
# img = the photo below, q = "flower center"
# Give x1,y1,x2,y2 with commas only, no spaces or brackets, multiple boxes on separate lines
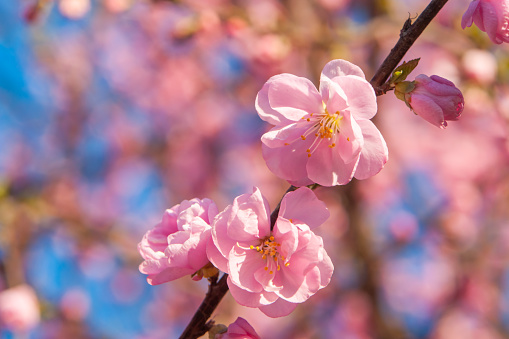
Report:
249,235,289,274
284,104,348,157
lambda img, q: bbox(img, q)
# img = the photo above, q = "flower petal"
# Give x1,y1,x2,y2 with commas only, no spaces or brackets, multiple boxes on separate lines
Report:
353,120,388,180
144,266,195,285
258,298,298,318
461,0,480,28
211,205,237,259
262,138,314,185
278,187,329,230
228,277,278,307
267,74,323,121
409,94,446,128
228,247,266,293
206,236,228,273
306,144,360,186
321,59,366,80
256,81,293,126
228,187,271,241
332,75,377,120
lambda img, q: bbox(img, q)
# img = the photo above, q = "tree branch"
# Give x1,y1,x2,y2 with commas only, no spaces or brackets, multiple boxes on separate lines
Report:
179,274,230,339
370,0,450,94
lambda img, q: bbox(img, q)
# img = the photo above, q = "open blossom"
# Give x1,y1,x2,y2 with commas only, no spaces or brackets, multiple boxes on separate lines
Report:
214,317,261,339
256,59,388,186
398,75,464,129
138,198,219,285
0,285,40,333
207,187,333,318
461,0,509,44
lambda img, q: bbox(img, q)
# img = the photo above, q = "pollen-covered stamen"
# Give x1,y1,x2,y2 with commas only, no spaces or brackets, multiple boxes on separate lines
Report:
249,234,288,273
281,106,344,154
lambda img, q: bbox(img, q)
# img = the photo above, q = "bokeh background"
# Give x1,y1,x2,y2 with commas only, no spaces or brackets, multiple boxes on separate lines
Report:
1,0,509,338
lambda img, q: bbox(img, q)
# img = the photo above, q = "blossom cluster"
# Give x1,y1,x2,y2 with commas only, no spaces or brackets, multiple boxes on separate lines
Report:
139,186,333,318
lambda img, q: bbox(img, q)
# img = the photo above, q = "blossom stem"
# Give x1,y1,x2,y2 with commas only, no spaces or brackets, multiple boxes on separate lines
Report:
370,0,450,95
178,274,230,339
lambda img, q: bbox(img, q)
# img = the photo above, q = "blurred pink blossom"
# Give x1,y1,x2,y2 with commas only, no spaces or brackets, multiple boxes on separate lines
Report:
0,285,40,333
461,0,509,44
207,187,333,318
404,75,464,128
138,198,219,285
256,59,388,186
462,49,498,85
215,317,261,339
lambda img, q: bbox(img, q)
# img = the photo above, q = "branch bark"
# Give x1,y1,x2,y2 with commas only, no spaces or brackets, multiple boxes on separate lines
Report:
370,0,450,92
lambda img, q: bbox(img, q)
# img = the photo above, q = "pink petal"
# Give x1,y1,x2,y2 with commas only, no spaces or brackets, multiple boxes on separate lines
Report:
211,205,238,259
307,145,360,186
228,187,271,241
254,260,281,292
276,264,320,303
278,187,329,230
227,277,278,307
261,122,311,148
273,218,299,259
261,138,314,185
321,59,366,80
316,247,334,287
206,236,228,273
228,247,266,293
481,1,502,44
334,110,364,164
461,0,480,28
332,75,377,120
323,79,348,113
353,120,389,180
258,298,298,318
410,94,446,128
256,81,293,126
144,266,195,285
187,229,212,270
267,74,323,121
227,317,261,339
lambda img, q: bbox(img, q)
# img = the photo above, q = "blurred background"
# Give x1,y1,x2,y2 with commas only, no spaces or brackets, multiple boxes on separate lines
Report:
1,0,508,338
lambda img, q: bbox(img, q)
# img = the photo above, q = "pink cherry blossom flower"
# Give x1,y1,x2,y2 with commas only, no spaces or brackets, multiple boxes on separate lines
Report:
256,59,388,186
403,75,464,129
207,187,333,318
138,198,219,285
0,285,40,333
214,317,261,339
461,0,509,44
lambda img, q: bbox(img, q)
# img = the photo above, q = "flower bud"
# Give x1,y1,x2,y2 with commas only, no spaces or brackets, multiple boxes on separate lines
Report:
461,0,509,44
397,75,464,128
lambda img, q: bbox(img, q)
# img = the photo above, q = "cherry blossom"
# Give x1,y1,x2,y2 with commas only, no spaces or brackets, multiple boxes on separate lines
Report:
207,187,333,317
398,75,464,129
138,198,219,285
256,59,388,186
214,317,261,339
462,0,509,44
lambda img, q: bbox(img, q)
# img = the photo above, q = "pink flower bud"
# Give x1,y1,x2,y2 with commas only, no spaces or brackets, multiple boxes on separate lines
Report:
461,0,509,44
138,198,219,285
404,75,464,129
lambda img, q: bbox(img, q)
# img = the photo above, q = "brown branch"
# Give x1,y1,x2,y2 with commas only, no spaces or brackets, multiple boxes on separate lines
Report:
370,0,450,94
179,274,230,339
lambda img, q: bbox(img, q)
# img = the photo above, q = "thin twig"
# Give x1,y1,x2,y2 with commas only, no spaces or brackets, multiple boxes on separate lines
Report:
371,0,449,93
